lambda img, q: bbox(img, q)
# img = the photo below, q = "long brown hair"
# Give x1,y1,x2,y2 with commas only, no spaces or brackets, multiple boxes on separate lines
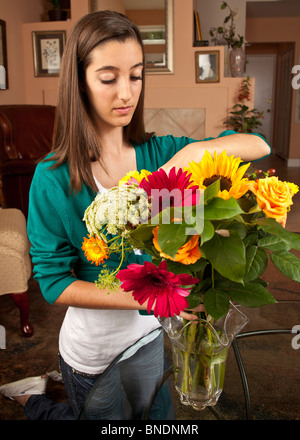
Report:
50,10,153,192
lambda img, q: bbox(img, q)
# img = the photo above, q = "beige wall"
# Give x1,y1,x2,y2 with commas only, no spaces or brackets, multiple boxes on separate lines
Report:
144,0,248,137
246,16,300,161
1,0,250,139
0,0,43,104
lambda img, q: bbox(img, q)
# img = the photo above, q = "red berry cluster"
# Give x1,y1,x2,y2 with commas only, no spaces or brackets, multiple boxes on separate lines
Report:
238,77,251,102
238,90,250,102
249,168,276,180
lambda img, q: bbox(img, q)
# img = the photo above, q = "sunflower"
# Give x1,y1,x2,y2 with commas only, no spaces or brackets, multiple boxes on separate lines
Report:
119,169,152,186
185,150,251,200
81,236,109,266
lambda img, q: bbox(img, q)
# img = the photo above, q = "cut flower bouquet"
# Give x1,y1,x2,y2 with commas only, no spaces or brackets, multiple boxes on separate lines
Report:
82,150,300,409
83,151,299,320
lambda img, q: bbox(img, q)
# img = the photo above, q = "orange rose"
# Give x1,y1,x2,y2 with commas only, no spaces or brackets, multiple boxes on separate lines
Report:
246,176,298,227
153,226,201,265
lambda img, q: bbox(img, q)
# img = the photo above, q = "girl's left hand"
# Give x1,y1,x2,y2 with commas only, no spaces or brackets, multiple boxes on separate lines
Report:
179,304,205,321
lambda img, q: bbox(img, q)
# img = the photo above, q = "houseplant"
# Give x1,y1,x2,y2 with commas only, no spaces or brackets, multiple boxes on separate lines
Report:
47,0,67,21
209,1,245,76
209,1,243,48
224,76,264,134
82,152,299,410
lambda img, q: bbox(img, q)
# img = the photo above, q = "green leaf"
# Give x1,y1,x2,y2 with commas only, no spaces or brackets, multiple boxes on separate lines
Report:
224,221,248,239
203,179,220,204
204,197,244,221
186,290,203,310
256,218,300,251
203,288,230,320
229,282,277,308
252,277,269,288
244,246,268,283
188,258,208,275
196,276,212,292
157,223,187,259
129,224,155,242
258,235,291,252
164,258,207,277
243,232,259,247
177,204,204,235
270,251,300,282
201,231,246,283
156,225,182,258
200,220,215,245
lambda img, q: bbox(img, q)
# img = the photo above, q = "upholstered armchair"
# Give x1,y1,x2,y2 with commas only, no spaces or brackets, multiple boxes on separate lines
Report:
0,208,33,337
0,105,56,218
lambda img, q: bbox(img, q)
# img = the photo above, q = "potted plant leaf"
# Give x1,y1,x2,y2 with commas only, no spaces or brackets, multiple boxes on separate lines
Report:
209,1,243,48
224,76,264,135
48,0,67,21
209,1,245,76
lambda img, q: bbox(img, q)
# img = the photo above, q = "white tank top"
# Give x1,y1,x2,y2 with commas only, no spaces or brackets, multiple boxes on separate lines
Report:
58,177,160,374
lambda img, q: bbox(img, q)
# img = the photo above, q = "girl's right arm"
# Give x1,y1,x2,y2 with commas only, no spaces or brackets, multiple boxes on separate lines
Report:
54,279,148,310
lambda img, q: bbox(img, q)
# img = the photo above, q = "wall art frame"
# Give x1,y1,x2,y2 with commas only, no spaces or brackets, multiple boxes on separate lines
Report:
32,30,66,77
195,50,220,83
0,19,8,89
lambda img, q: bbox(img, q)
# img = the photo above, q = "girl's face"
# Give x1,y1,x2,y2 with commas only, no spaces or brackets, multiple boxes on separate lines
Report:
84,38,143,133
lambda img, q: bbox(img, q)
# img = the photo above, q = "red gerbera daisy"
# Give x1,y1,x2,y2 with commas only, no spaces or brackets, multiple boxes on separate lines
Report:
139,167,200,217
116,260,199,317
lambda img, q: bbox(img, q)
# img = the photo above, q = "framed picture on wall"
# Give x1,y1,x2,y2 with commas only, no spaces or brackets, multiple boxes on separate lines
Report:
195,50,220,83
32,30,66,77
0,19,8,89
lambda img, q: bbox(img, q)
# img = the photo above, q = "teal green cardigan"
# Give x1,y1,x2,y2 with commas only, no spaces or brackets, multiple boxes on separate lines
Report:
27,131,269,304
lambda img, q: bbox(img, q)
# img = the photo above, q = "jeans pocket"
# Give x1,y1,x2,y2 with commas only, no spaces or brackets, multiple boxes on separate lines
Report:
59,353,99,416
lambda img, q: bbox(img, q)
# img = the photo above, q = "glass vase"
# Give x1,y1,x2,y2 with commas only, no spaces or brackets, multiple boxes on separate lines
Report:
159,304,248,411
229,47,245,77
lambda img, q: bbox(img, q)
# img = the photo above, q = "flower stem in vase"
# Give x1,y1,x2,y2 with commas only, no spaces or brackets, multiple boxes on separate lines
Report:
191,353,205,392
172,311,230,410
182,319,197,394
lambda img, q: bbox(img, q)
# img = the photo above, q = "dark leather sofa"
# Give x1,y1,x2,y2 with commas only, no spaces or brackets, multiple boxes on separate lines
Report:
0,105,56,217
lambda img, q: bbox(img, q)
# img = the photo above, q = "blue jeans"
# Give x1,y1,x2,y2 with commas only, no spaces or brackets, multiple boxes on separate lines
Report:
24,395,75,420
60,330,173,420
25,331,174,420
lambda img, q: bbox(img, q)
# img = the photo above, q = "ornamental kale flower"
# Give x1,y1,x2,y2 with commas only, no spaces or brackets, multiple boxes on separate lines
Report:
116,260,199,317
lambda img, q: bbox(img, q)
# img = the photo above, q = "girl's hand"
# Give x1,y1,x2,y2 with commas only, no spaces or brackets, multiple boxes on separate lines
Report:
179,304,205,321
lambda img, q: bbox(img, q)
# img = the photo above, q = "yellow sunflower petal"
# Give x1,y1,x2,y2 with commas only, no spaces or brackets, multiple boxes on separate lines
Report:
119,169,151,186
185,150,249,200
